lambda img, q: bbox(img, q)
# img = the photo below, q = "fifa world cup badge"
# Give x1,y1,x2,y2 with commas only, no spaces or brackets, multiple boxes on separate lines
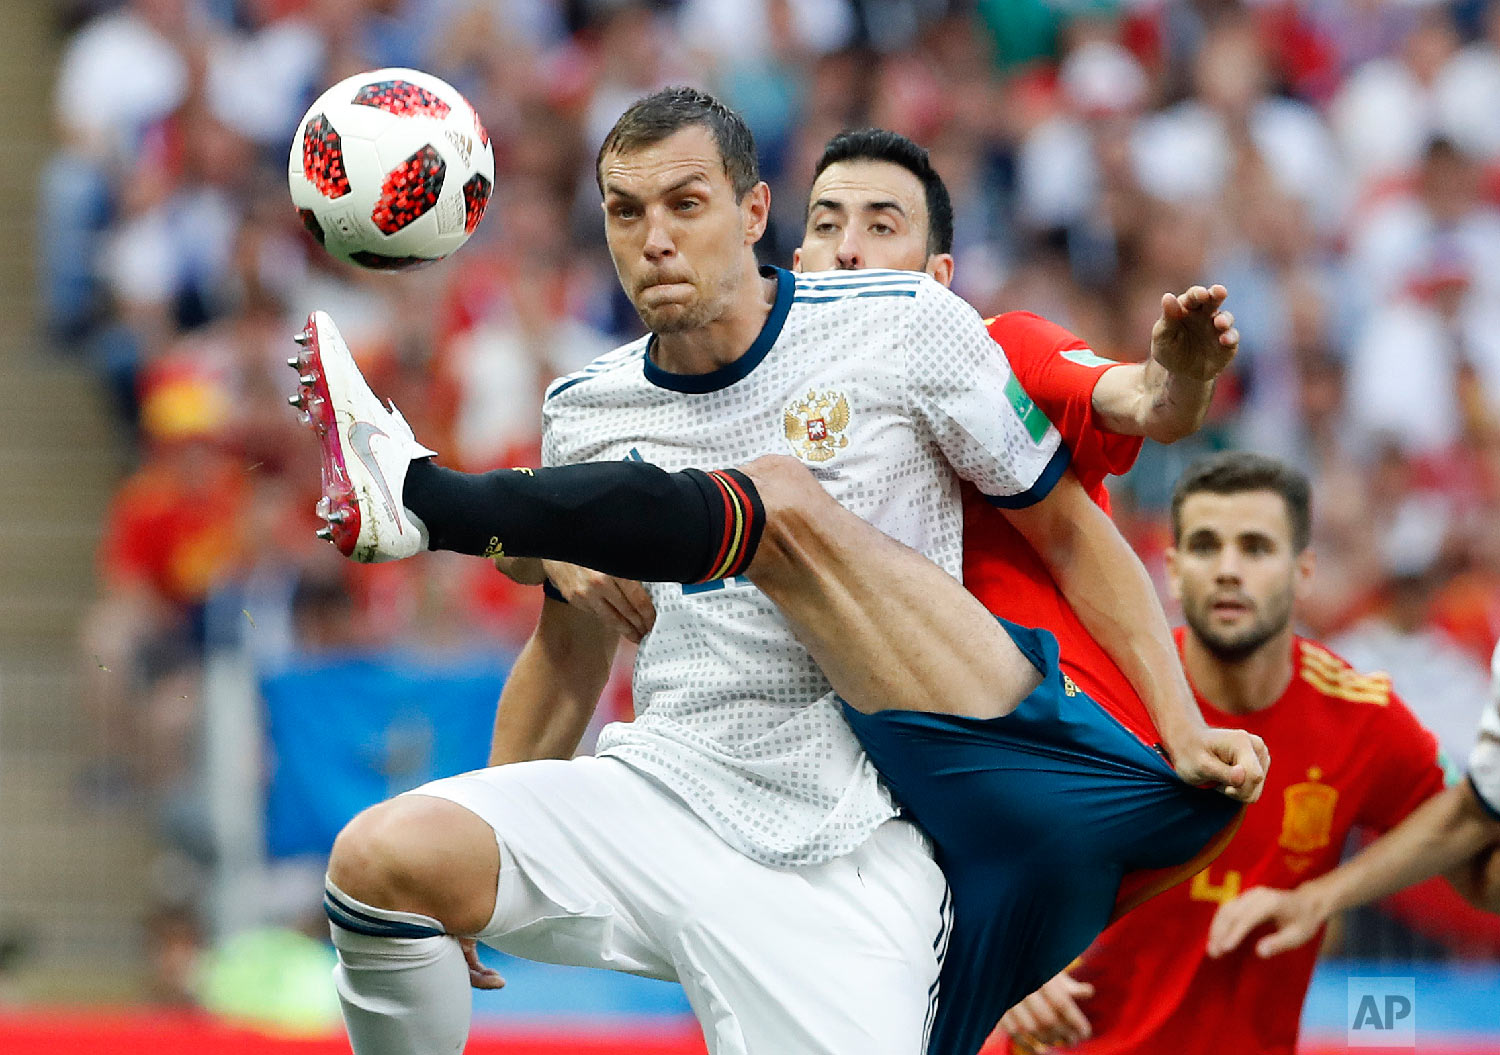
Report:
783,390,851,462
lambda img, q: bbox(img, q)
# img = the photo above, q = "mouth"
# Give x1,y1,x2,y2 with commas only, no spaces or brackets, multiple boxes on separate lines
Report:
640,276,693,293
1209,598,1253,619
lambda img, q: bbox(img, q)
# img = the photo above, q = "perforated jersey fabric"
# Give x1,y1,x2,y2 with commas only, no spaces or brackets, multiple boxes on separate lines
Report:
542,267,1066,866
1470,645,1500,817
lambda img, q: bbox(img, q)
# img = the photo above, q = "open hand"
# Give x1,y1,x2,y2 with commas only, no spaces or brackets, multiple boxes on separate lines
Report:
544,561,656,643
999,970,1095,1052
1207,885,1325,960
1150,285,1238,383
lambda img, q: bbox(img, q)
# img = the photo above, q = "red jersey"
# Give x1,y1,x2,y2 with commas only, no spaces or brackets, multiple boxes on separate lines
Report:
963,312,1155,743
1066,632,1447,1055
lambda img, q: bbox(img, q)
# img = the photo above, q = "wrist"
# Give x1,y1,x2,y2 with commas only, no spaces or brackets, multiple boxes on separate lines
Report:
1157,709,1209,750
1295,874,1341,922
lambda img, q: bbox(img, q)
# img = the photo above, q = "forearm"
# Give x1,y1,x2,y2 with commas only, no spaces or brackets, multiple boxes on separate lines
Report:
1011,480,1203,746
1054,517,1202,745
1090,360,1215,444
1305,783,1499,915
488,599,617,765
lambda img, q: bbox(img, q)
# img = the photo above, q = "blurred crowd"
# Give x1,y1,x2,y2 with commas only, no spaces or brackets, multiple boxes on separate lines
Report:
46,0,1500,999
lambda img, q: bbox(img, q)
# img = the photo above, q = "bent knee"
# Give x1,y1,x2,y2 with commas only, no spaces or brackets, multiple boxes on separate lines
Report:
740,455,821,505
329,794,499,929
739,455,837,542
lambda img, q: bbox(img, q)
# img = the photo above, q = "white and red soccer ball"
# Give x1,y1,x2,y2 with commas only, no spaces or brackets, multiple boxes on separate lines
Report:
289,68,495,271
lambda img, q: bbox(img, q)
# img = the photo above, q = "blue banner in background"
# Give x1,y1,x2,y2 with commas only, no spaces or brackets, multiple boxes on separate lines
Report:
260,654,511,858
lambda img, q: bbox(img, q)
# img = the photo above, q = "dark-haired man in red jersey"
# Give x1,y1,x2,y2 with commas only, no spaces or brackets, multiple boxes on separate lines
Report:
999,452,1459,1055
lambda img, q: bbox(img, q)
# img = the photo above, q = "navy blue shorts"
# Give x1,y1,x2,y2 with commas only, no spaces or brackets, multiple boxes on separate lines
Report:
842,619,1240,1055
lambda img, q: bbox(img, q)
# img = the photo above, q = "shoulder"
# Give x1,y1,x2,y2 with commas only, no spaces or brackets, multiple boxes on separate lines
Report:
984,310,1101,362
544,336,650,404
1292,637,1396,709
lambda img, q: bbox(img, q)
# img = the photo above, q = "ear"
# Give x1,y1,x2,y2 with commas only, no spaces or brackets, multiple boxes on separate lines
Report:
926,253,955,288
1164,546,1183,603
792,246,804,272
1292,546,1316,603
743,181,771,245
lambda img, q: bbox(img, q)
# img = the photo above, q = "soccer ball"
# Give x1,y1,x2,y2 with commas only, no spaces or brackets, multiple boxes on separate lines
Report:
288,68,495,271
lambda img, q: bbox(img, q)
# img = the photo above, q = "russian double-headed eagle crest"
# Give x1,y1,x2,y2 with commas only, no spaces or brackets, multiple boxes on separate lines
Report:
783,389,851,462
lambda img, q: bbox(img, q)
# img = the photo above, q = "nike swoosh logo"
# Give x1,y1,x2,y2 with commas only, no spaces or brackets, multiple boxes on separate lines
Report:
349,420,405,533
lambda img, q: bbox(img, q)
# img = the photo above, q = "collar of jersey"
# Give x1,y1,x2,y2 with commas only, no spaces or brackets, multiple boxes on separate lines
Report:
642,266,793,394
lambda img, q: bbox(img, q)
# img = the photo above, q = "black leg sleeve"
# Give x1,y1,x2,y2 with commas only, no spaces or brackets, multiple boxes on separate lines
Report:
403,459,764,584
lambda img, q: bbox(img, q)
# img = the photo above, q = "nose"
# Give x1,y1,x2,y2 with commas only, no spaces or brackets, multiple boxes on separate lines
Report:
1213,551,1242,584
643,210,675,263
835,231,862,270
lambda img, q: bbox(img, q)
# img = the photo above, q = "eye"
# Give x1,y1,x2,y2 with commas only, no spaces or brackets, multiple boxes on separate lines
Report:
676,198,700,212
871,222,894,235
610,203,639,220
1187,537,1219,556
813,221,838,235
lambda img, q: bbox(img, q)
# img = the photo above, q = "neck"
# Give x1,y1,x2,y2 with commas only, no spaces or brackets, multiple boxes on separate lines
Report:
1182,624,1296,716
652,266,777,374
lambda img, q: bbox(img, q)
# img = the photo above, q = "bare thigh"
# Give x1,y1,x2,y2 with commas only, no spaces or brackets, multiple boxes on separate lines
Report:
741,456,1042,719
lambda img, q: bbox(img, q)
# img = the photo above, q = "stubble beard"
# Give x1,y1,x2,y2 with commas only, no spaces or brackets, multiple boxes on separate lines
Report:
635,268,737,335
637,295,716,334
1184,590,1294,664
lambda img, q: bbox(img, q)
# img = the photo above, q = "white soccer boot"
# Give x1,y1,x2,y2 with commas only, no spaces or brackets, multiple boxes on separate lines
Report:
287,310,436,562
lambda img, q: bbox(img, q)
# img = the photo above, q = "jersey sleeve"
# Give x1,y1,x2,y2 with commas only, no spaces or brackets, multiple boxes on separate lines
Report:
987,312,1144,489
540,388,575,469
1468,645,1500,818
904,280,1069,507
1355,693,1450,833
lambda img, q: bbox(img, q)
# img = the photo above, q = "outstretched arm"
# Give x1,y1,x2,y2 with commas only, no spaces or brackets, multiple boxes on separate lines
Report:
1207,780,1500,959
1090,285,1238,443
1004,471,1268,802
489,595,620,765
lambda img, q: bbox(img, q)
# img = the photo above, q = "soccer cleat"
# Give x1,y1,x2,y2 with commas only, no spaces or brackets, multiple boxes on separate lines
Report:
287,310,435,561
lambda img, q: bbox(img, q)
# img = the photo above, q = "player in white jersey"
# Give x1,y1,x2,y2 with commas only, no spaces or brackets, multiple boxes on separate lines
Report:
295,88,1263,1055
1206,644,1500,958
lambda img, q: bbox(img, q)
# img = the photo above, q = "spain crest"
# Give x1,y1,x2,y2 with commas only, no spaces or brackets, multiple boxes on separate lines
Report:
784,390,851,463
1279,766,1338,855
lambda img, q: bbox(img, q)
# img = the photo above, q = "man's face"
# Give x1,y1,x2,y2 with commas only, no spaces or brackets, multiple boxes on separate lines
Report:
599,125,766,334
1167,490,1312,663
795,160,950,283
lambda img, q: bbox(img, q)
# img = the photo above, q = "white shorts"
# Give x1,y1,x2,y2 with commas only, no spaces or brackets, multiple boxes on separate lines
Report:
409,755,949,1055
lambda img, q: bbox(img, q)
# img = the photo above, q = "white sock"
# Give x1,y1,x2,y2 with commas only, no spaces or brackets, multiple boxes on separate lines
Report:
326,879,472,1055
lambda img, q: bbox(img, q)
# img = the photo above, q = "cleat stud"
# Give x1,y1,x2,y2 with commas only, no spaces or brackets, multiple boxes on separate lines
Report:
299,372,318,385
315,496,330,517
288,392,306,409
329,508,349,524
293,332,310,346
315,526,334,541
286,356,300,369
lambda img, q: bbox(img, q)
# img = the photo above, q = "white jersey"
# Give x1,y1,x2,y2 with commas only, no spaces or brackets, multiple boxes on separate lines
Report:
542,267,1067,866
1470,644,1500,816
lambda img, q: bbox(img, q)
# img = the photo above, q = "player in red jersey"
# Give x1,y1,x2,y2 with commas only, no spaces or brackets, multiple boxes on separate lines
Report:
999,451,1456,1055
1204,653,1500,954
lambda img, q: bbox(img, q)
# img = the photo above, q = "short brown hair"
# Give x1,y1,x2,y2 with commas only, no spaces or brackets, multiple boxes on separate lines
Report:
595,86,759,200
1170,451,1313,552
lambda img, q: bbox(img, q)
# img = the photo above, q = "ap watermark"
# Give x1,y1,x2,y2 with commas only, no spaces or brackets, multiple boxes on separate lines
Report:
1348,977,1415,1047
